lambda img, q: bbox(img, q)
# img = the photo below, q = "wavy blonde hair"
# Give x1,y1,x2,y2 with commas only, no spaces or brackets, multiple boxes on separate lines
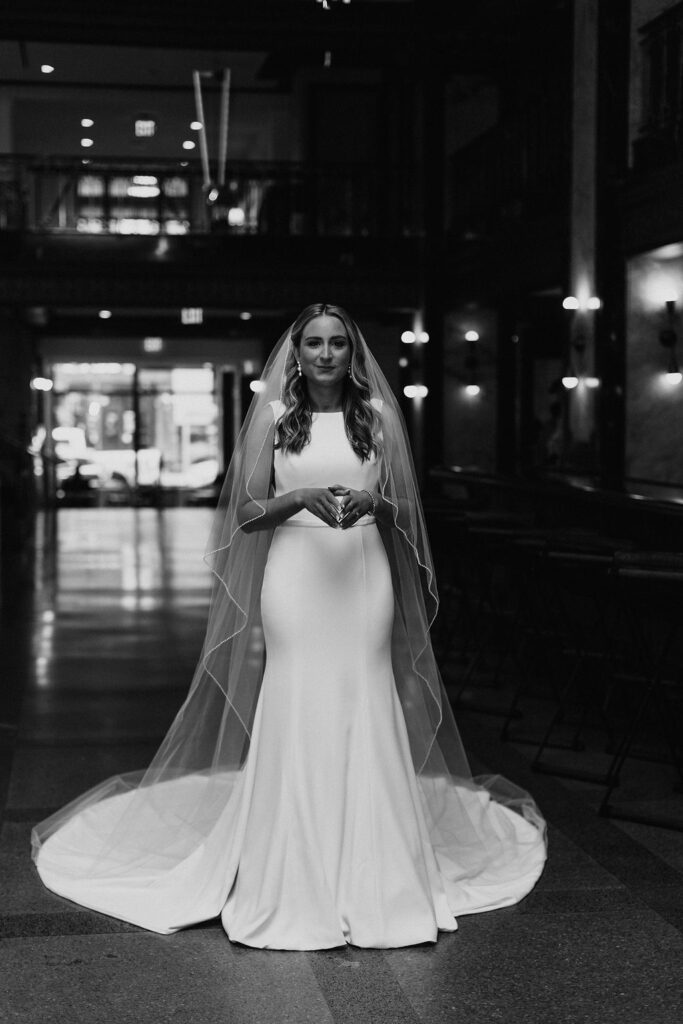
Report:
277,303,380,462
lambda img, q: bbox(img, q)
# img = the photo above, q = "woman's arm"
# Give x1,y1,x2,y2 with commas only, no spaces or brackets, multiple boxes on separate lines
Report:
237,407,341,532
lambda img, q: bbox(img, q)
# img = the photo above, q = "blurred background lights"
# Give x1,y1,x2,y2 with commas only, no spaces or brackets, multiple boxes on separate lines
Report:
98,309,112,319
465,383,481,396
31,377,53,392
239,311,252,321
143,337,164,353
249,380,266,393
587,296,602,310
80,138,94,148
134,119,156,138
404,384,428,398
465,330,479,342
81,117,94,128
190,121,203,130
227,207,246,226
585,376,601,388
562,296,580,310
127,184,160,198
182,140,196,150
562,374,579,389
417,331,429,343
398,357,409,368
181,307,203,325
401,330,416,344
664,370,683,385
640,271,681,310
40,64,54,74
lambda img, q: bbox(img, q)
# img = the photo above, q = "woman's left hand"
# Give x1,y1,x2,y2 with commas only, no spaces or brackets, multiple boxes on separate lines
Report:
328,485,373,529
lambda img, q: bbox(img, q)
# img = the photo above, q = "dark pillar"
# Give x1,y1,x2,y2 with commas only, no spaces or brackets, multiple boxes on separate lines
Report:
0,307,36,595
496,304,521,475
595,0,630,487
420,56,446,483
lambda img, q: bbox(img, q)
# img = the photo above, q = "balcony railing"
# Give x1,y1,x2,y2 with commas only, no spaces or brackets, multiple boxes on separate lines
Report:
635,2,683,170
0,156,421,239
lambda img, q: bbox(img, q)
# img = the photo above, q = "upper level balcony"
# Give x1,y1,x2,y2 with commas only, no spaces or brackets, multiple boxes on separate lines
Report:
633,2,683,172
0,155,423,309
0,155,421,241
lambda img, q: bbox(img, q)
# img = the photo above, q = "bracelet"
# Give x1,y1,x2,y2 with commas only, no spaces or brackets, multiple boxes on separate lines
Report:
362,489,377,516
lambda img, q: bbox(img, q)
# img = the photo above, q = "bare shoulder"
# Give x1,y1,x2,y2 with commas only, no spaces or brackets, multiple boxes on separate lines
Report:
268,399,286,421
247,402,281,437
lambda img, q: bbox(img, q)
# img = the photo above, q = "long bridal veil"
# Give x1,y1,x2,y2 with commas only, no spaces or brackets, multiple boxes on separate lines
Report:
32,309,546,927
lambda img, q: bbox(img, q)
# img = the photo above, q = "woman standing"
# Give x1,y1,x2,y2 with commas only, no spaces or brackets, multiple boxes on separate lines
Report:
33,303,546,949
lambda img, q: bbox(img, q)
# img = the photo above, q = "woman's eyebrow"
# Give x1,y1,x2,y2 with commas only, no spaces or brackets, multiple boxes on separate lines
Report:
302,334,348,342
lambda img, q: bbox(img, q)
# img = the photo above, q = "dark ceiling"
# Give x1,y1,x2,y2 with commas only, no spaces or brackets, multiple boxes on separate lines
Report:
0,1,565,74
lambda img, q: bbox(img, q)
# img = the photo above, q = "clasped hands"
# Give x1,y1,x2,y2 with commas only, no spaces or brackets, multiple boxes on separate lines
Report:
298,484,373,529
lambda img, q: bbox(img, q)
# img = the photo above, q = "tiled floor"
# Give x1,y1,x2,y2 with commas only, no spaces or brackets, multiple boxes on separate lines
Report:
1,508,682,1024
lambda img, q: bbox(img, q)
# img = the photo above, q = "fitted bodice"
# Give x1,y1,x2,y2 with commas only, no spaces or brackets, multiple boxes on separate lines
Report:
271,403,379,527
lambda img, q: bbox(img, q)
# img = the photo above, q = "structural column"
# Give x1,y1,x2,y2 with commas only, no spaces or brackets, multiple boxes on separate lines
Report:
566,0,599,463
420,53,446,483
0,306,36,591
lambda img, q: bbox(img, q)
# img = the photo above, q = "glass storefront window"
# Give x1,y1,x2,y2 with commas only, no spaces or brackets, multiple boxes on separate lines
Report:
138,367,218,489
50,362,219,504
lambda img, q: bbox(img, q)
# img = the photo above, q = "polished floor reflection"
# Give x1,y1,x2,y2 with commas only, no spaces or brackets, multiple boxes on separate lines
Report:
1,508,683,1024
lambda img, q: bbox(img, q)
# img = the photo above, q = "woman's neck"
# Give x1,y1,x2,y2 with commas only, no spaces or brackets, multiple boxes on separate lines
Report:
306,382,344,413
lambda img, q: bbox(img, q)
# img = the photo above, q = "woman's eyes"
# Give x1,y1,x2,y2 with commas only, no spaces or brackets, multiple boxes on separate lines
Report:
304,339,348,349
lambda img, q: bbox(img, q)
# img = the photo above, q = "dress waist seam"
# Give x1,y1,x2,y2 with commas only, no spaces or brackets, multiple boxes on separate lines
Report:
280,517,377,529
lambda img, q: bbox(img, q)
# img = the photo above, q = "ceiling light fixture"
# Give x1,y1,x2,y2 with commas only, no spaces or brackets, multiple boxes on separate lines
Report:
127,185,160,198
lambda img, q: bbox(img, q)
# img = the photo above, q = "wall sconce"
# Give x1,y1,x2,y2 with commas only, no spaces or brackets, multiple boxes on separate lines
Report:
562,295,600,311
561,337,585,390
464,332,480,395
659,299,682,383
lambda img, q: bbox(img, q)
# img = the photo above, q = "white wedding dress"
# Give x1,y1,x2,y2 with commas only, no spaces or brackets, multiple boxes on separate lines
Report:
34,408,546,949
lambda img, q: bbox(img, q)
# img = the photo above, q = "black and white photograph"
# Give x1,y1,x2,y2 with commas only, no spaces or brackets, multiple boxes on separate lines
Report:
0,2,682,1022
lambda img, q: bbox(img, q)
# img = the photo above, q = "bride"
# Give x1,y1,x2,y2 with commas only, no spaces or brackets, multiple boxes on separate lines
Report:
32,303,546,950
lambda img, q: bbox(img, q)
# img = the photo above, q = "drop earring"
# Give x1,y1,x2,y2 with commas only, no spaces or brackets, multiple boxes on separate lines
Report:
296,360,302,377
347,364,352,377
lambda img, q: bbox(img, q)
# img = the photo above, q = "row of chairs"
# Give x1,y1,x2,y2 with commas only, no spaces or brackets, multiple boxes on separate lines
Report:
427,504,683,831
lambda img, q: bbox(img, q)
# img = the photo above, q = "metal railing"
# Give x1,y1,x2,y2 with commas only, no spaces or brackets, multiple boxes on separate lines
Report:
0,155,421,238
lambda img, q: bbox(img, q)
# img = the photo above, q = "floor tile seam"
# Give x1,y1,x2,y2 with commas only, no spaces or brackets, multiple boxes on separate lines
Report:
306,952,422,1024
21,686,189,696
13,736,166,748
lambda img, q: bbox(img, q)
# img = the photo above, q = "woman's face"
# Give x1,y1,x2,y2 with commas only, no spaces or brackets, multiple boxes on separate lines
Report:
298,315,351,388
